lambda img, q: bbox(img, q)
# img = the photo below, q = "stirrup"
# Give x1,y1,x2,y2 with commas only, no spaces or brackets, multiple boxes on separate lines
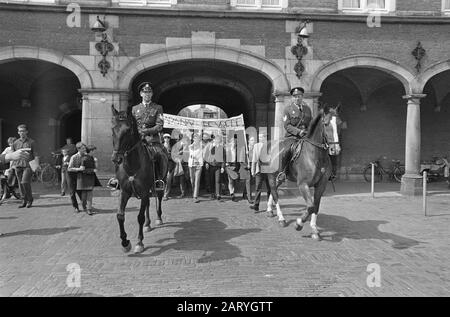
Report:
154,179,165,191
107,177,120,190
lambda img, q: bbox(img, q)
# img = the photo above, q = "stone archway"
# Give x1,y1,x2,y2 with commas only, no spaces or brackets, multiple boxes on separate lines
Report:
117,44,289,94
311,55,415,94
0,46,93,89
418,59,450,92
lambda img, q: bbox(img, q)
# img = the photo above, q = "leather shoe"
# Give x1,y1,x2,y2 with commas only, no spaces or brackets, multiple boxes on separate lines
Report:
249,205,259,212
26,200,33,208
18,201,27,208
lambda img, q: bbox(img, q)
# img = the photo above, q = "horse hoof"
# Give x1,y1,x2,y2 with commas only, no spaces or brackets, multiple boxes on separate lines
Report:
295,223,303,231
311,233,321,241
278,220,287,228
155,219,163,226
134,244,144,254
122,241,132,253
266,211,274,218
143,226,151,233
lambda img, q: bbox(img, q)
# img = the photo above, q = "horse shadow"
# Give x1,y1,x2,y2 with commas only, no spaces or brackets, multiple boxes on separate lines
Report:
317,214,422,249
129,217,261,262
0,226,80,238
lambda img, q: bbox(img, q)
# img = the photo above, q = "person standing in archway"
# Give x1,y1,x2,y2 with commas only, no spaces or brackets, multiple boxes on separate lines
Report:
277,87,312,183
131,82,168,191
11,124,37,208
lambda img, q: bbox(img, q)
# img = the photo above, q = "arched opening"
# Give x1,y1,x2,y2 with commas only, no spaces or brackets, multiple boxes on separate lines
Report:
320,67,407,179
0,60,81,162
130,60,274,130
421,70,450,160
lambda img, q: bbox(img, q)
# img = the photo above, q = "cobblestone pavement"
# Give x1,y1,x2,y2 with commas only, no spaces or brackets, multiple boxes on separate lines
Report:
1,181,449,297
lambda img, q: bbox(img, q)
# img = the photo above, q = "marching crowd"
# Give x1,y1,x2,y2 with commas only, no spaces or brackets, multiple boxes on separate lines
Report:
161,129,274,211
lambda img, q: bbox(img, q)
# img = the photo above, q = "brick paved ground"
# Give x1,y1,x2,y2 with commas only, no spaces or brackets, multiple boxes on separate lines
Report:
0,181,449,297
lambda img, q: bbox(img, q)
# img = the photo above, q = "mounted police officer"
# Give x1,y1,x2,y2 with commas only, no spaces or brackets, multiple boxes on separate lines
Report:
131,81,169,191
277,87,312,182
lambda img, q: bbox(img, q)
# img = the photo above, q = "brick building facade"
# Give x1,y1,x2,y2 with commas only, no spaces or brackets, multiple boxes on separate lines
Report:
1,0,450,194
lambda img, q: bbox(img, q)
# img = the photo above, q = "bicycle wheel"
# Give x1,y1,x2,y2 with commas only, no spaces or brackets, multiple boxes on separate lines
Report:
393,166,405,183
363,165,382,183
41,165,57,187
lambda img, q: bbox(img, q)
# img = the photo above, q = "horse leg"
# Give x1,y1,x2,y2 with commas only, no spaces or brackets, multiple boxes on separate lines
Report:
295,183,314,232
309,176,328,241
134,196,149,254
143,196,151,233
117,190,132,252
267,174,286,227
155,191,164,226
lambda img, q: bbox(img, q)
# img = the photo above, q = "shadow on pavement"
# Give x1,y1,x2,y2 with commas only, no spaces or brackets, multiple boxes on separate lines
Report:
129,217,261,261
0,216,18,220
317,214,422,249
0,226,80,238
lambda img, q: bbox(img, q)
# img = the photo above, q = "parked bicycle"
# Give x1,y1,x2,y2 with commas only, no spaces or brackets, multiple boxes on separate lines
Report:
30,153,61,187
420,156,449,183
363,157,405,183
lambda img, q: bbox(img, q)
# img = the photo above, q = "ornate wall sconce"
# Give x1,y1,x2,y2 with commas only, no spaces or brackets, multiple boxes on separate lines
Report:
91,16,114,77
412,41,426,73
290,20,310,79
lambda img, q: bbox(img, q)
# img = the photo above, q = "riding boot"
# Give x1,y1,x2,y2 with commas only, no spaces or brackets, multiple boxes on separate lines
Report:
153,160,165,192
276,147,291,183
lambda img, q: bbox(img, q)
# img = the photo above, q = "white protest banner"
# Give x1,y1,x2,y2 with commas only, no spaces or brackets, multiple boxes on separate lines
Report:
163,114,245,131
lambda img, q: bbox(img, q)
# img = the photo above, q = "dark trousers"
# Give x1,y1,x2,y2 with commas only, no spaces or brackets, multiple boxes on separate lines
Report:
15,167,33,203
253,173,278,207
68,172,82,209
165,165,187,197
242,177,253,199
206,165,222,196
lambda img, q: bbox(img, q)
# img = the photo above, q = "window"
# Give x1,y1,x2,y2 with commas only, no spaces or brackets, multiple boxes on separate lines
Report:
339,0,394,13
113,0,176,7
231,0,288,10
443,0,450,13
0,0,56,3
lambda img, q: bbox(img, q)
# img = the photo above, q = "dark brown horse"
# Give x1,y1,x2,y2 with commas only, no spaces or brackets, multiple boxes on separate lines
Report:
266,105,341,240
111,105,165,253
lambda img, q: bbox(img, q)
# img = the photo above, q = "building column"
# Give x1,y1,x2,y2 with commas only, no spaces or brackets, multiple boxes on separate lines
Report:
79,89,129,174
303,91,322,117
273,91,291,140
401,94,426,196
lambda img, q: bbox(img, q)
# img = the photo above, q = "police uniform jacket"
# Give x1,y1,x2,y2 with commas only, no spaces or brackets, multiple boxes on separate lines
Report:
283,101,312,138
132,102,164,143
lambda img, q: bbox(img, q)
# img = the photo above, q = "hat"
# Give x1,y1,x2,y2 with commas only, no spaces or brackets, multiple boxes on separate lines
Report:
138,82,153,93
163,133,171,138
290,87,305,96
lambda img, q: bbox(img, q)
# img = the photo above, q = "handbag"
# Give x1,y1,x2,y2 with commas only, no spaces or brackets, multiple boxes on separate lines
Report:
226,166,239,180
174,160,184,177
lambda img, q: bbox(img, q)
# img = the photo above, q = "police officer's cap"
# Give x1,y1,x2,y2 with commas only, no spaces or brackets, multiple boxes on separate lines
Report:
290,87,305,96
138,82,153,93
163,133,171,138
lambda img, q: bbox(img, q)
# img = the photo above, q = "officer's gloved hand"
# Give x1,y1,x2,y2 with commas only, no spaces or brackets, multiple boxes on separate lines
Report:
298,129,307,137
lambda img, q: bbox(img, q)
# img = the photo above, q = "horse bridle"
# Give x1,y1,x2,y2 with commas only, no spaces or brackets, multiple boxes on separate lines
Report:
303,115,339,151
112,139,141,162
